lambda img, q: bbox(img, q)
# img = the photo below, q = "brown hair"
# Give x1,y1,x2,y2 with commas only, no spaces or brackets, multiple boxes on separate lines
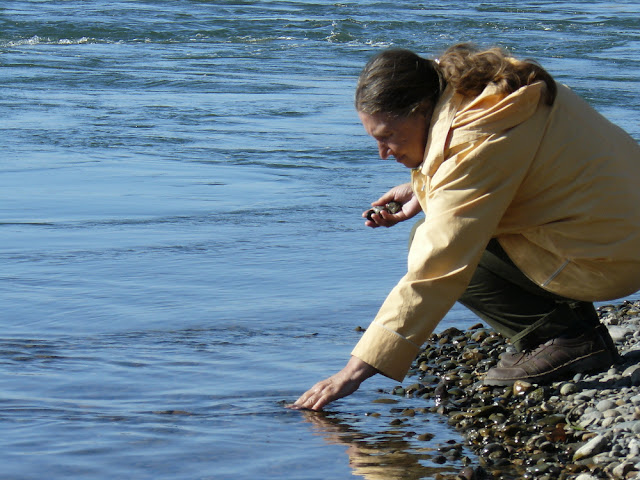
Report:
355,48,443,117
355,43,557,117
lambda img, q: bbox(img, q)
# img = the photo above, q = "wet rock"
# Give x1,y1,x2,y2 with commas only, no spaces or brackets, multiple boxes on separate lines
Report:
371,397,399,404
513,380,533,395
456,466,476,480
456,466,490,480
392,386,406,396
393,299,640,479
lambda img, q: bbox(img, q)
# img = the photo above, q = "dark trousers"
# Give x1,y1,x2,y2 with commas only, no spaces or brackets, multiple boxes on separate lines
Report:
459,239,600,351
409,221,600,352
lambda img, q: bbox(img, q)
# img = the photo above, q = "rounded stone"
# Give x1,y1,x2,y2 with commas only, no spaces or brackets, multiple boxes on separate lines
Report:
513,380,533,395
560,382,579,396
596,399,617,412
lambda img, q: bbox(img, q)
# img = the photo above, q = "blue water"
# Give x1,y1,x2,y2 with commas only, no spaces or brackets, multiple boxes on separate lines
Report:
1,2,639,479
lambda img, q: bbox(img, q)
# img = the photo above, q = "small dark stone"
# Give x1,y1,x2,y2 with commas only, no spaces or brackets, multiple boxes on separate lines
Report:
392,386,406,396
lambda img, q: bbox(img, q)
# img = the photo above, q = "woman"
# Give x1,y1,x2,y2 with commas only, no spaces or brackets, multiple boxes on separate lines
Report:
293,44,640,411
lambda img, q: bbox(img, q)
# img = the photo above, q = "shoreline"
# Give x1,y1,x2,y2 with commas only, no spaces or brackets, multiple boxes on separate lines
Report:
393,299,640,480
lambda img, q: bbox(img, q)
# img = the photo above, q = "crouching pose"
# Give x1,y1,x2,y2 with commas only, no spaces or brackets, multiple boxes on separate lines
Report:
294,44,640,411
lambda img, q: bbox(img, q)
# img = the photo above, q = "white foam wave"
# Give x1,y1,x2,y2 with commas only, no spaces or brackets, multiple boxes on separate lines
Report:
6,35,96,47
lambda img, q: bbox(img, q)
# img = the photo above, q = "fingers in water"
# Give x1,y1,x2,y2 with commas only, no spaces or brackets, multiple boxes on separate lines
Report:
284,403,313,411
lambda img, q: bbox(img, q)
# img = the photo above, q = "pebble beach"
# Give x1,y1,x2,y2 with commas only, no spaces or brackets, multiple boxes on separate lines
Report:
382,299,640,480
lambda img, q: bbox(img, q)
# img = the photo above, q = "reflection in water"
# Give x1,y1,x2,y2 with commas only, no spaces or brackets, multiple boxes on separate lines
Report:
299,409,469,480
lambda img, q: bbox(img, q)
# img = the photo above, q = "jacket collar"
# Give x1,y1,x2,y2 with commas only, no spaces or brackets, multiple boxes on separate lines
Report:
418,81,544,177
418,85,462,177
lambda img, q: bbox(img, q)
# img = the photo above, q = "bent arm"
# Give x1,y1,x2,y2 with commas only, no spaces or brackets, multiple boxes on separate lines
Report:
354,130,539,381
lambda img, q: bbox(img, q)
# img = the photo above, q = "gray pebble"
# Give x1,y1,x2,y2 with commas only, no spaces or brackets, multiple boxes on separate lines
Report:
573,434,609,461
580,411,604,428
596,399,617,412
608,325,632,341
560,382,578,395
612,461,635,478
603,408,620,418
623,364,640,377
629,439,640,457
407,300,640,478
620,420,640,433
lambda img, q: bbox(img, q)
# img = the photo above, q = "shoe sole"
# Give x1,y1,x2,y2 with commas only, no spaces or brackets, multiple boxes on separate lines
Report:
483,349,613,386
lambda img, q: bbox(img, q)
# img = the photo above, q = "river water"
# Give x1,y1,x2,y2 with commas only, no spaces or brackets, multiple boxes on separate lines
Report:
1,2,639,479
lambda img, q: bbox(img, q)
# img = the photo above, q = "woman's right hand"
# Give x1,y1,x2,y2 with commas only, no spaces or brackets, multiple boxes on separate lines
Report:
363,183,421,228
290,356,378,411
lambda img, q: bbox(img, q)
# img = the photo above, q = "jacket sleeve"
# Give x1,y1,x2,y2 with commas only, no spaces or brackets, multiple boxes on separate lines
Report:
351,106,547,381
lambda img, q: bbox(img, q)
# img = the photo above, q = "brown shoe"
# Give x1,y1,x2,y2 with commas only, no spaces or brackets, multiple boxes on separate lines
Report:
497,324,620,368
496,350,525,368
484,325,618,386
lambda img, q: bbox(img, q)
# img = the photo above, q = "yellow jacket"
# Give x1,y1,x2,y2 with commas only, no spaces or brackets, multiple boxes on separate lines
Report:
352,82,640,381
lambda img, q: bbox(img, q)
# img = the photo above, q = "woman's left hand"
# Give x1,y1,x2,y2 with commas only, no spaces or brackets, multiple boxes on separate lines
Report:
364,183,421,228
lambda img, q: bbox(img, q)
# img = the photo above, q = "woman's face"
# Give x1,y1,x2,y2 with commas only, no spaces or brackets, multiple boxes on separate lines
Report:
358,111,430,169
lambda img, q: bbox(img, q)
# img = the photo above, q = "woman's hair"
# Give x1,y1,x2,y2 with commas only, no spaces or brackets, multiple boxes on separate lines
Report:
355,43,557,117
